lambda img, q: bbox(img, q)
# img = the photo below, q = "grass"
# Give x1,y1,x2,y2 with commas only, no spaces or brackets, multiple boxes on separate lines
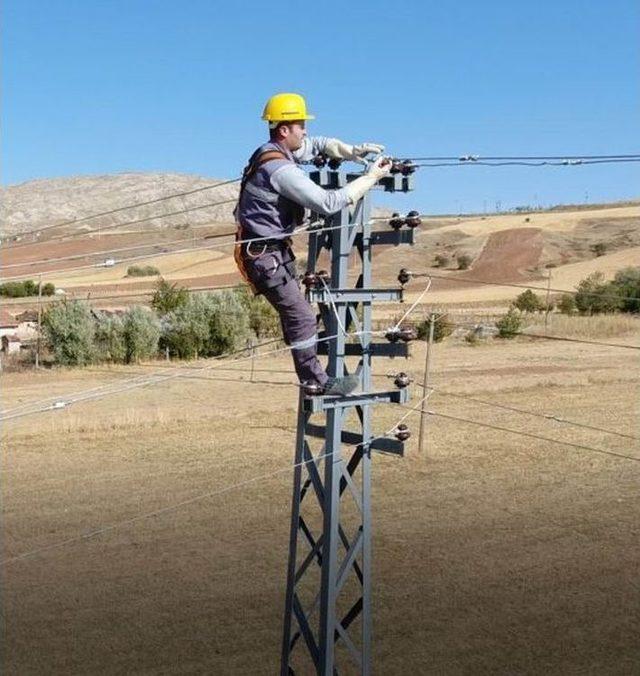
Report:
524,312,639,340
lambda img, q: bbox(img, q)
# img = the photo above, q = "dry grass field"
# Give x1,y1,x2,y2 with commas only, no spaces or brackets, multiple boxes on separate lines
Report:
2,320,639,674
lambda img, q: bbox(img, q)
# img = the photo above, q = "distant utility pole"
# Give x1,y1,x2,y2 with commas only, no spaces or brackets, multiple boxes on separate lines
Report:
418,313,436,456
35,275,43,368
544,270,552,335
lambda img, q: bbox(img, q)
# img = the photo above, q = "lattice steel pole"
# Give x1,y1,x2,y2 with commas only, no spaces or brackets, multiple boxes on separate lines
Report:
281,168,415,675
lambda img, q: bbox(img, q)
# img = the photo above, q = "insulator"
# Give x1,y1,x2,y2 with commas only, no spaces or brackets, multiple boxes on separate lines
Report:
316,270,330,285
328,157,343,171
390,160,404,175
389,213,405,230
399,327,417,342
302,271,317,288
385,328,401,343
399,160,416,176
313,154,327,168
395,424,411,441
405,210,421,228
397,268,412,286
393,372,411,388
302,381,324,396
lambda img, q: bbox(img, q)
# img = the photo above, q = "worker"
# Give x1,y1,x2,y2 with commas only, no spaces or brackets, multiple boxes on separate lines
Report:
235,92,391,395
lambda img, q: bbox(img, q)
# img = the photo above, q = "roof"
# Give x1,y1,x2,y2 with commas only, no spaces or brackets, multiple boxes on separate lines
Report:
0,308,19,328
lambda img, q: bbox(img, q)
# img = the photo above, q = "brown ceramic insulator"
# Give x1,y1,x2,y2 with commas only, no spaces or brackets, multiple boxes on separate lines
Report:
393,372,411,388
399,328,417,342
395,423,411,441
389,213,405,230
397,268,412,285
405,210,421,228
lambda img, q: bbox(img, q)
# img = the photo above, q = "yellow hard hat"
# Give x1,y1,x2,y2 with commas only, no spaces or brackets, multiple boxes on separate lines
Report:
261,92,315,124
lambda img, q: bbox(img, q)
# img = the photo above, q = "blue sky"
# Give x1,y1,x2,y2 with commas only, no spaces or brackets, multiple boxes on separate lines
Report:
2,0,639,213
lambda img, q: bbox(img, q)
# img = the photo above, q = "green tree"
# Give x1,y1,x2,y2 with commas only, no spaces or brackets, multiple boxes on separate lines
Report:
416,314,454,343
41,282,56,296
160,298,210,359
574,272,622,314
513,289,544,313
496,308,522,339
590,242,607,257
123,306,161,362
202,290,252,356
234,285,280,338
456,253,473,270
434,254,450,268
557,294,577,315
95,315,127,363
151,278,189,315
612,266,640,313
42,301,96,365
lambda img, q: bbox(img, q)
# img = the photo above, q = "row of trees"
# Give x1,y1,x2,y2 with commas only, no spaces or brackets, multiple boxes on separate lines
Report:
512,267,640,316
42,280,280,366
0,279,55,297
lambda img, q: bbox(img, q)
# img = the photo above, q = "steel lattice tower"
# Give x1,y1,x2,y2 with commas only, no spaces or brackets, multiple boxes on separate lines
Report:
281,169,415,675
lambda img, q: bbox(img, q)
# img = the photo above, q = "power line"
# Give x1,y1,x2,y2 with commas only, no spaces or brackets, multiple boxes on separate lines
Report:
411,158,640,168
405,271,640,304
0,195,239,253
0,388,434,567
404,153,640,161
0,283,239,308
425,386,638,440
1,177,240,245
0,229,236,271
421,409,640,464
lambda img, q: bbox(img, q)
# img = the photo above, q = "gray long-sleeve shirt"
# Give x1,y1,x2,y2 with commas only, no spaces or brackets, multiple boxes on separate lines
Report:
269,136,352,215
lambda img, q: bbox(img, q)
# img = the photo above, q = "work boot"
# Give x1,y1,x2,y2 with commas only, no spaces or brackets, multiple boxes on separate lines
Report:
323,375,359,396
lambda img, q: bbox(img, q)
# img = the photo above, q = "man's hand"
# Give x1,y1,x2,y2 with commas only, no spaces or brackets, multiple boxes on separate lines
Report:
324,139,386,164
366,155,393,180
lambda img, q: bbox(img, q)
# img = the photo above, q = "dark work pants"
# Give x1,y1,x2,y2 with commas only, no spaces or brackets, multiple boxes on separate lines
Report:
236,245,328,386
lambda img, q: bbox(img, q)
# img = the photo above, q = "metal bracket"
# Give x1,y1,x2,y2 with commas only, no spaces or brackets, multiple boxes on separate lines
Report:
308,287,403,304
303,388,409,413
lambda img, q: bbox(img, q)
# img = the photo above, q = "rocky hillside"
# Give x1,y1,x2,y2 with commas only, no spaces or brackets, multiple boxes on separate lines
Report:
0,173,240,237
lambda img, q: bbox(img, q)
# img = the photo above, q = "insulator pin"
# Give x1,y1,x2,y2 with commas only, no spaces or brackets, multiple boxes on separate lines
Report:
389,213,405,230
405,210,421,228
393,372,411,388
397,268,412,286
395,424,411,441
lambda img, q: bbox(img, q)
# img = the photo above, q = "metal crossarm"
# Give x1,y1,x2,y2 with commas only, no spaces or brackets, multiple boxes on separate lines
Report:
281,169,415,675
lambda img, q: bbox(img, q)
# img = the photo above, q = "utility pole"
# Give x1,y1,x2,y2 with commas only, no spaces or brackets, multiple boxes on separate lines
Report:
544,269,552,335
35,275,43,368
281,165,416,675
418,313,435,455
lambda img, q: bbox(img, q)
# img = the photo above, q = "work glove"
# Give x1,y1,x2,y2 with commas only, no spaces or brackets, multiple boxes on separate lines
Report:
344,156,392,204
324,139,385,164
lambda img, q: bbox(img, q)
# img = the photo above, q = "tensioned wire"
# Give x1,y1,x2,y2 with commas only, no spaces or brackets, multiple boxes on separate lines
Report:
0,177,242,247
0,390,435,567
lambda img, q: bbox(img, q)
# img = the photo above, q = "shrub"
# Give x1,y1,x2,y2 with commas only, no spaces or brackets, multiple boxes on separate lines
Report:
416,314,454,343
126,265,161,277
234,285,280,338
496,308,522,339
574,272,622,314
151,278,189,315
513,289,544,313
590,242,607,257
202,290,252,356
95,315,127,363
456,254,473,270
611,266,640,313
0,280,44,297
42,282,56,296
160,299,210,359
434,254,450,268
558,294,577,315
42,301,96,365
123,306,160,362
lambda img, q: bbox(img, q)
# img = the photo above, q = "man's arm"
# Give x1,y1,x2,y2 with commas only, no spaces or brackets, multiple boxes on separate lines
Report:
293,137,385,165
270,163,350,215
